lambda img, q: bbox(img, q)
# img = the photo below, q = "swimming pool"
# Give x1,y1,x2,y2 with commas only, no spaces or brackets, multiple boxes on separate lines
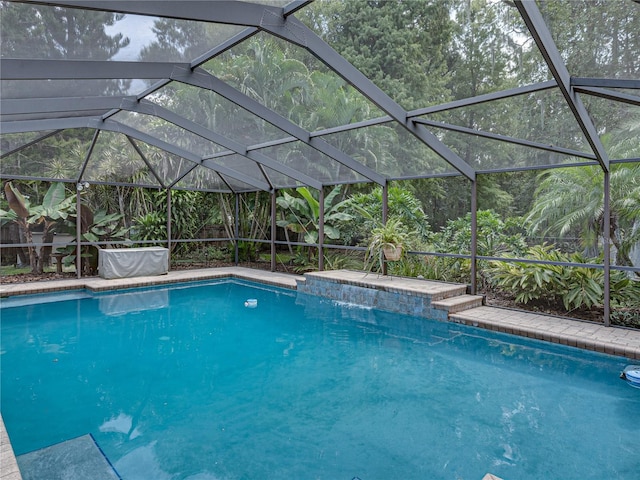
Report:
1,279,638,479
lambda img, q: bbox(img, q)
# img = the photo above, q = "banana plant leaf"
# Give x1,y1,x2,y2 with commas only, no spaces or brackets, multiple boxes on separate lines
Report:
4,182,29,218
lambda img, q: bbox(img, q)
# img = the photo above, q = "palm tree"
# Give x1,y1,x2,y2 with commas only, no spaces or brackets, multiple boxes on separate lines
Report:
526,124,640,267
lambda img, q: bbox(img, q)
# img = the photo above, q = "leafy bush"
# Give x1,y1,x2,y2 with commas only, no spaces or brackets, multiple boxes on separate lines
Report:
430,210,528,257
610,308,640,329
487,245,564,305
132,212,166,246
323,251,363,271
340,186,430,245
487,244,640,312
237,241,258,262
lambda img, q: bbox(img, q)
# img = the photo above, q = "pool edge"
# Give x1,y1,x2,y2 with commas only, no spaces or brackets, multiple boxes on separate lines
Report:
1,413,22,480
2,267,639,362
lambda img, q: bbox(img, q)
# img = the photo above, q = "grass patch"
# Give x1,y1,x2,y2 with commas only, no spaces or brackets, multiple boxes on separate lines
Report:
0,265,32,276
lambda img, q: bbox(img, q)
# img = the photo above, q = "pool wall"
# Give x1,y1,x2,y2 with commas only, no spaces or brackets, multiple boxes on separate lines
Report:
297,270,480,321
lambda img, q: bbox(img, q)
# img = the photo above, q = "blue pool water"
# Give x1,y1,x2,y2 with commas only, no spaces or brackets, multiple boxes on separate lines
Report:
1,279,639,480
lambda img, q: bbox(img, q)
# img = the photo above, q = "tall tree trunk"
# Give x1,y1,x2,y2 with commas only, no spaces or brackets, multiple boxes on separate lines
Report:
40,221,55,269
19,219,39,274
218,193,235,245
610,228,632,267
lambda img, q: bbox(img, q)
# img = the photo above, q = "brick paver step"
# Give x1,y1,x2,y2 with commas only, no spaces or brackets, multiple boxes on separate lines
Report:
432,294,484,314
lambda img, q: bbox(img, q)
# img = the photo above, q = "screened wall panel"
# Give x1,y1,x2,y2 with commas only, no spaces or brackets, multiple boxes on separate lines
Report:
82,131,159,188
209,152,303,190
0,131,56,157
108,15,246,63
175,165,223,191
430,126,586,171
0,128,92,179
134,144,202,189
201,32,387,132
537,0,640,79
110,111,226,158
320,122,459,179
419,88,594,157
149,83,292,147
258,141,371,185
176,166,248,192
580,97,640,160
304,1,553,113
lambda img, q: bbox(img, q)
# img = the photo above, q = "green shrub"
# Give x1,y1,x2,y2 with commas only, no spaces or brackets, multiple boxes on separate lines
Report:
386,254,470,283
430,210,528,258
487,244,640,312
132,212,166,246
487,244,564,305
237,241,258,262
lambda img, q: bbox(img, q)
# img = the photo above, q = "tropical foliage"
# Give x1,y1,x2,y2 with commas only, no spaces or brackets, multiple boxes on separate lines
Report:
341,185,431,244
526,163,640,267
1,182,75,273
487,244,640,312
277,186,353,245
364,217,414,273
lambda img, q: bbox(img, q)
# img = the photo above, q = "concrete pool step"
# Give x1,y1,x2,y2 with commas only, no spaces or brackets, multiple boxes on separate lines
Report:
16,434,120,480
432,294,484,314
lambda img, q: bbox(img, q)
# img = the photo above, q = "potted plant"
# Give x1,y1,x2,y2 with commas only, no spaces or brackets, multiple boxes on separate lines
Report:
364,217,411,272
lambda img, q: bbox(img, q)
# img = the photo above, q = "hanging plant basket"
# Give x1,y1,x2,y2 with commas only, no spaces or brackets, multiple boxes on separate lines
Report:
383,244,403,261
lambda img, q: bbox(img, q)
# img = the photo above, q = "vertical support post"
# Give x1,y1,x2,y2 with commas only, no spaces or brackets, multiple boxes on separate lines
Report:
234,193,239,265
318,187,325,271
470,178,478,295
382,181,389,276
271,189,277,272
166,188,172,270
76,186,82,279
603,170,611,326
382,181,389,224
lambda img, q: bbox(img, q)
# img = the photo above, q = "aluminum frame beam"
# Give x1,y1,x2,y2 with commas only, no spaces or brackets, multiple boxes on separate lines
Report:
14,1,283,27
410,80,558,117
0,117,98,134
413,118,598,161
259,15,476,180
515,0,609,171
1,96,136,115
571,78,640,89
120,99,323,190
0,59,189,80
94,119,272,192
171,66,386,185
574,87,640,108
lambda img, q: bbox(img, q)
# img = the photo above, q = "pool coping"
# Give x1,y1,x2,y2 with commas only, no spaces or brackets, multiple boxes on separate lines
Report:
1,267,639,479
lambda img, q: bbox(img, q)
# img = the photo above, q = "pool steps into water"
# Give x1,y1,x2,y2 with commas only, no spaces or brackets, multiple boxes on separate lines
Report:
15,434,120,480
17,434,121,480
